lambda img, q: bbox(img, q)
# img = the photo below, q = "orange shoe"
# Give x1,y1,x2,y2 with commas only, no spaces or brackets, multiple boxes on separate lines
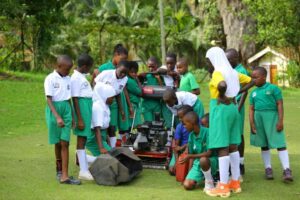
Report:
229,179,242,193
205,182,230,198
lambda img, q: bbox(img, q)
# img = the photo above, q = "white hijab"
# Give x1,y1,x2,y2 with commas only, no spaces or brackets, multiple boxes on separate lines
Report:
206,47,240,97
93,82,116,109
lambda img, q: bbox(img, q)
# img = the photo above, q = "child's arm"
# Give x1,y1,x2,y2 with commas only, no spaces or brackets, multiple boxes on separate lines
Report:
123,87,134,118
249,105,256,134
116,94,126,121
179,150,212,164
94,127,108,154
91,69,100,87
276,100,284,132
191,88,200,95
154,75,163,86
239,80,255,94
46,96,64,127
69,99,75,128
238,91,248,111
72,97,84,130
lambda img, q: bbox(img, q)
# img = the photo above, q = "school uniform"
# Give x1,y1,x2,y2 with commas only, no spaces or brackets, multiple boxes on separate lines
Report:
235,64,249,135
142,74,162,122
71,70,93,137
126,76,143,128
249,83,286,149
85,82,116,156
166,91,204,118
95,68,129,131
186,127,218,183
44,70,72,144
169,122,190,167
208,71,251,149
179,72,199,92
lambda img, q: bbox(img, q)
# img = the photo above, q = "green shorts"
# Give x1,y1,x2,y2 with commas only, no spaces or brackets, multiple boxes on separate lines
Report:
161,103,173,128
142,99,161,122
185,157,218,183
129,102,143,128
250,110,286,149
109,92,130,131
208,99,241,149
45,101,72,144
86,129,111,156
193,98,205,118
73,98,92,137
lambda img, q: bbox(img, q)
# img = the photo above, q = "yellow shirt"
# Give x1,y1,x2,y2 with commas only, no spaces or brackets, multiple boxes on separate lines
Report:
209,71,251,99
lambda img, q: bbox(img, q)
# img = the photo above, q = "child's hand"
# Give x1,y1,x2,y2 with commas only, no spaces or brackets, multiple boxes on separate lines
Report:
276,121,284,132
72,119,76,129
56,117,65,127
174,146,182,152
250,123,257,134
77,119,85,130
100,148,108,154
179,155,189,164
121,112,126,121
129,107,134,119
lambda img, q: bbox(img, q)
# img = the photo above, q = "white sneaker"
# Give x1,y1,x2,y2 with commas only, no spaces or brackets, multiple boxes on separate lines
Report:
78,171,94,181
203,180,215,194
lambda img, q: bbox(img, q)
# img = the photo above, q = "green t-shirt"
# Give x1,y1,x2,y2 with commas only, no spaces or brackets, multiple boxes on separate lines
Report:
98,60,115,72
127,76,141,104
179,72,199,92
249,82,283,111
235,64,249,101
188,127,209,154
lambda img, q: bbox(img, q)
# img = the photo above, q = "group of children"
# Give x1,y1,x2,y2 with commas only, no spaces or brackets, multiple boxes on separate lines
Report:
44,44,293,196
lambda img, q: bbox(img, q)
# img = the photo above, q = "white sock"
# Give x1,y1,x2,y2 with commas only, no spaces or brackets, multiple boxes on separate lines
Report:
202,168,213,182
86,154,97,164
278,150,290,170
230,151,241,181
240,157,244,165
77,149,88,172
219,156,230,184
110,136,117,148
261,150,272,169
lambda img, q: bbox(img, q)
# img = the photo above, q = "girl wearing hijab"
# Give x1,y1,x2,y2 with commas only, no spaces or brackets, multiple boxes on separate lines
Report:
85,82,116,158
205,47,252,197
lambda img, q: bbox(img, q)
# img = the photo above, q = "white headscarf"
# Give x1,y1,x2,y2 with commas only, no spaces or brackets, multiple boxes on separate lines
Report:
206,47,240,97
93,82,116,108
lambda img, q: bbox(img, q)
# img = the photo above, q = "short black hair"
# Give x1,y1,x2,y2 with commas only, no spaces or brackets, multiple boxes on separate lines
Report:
128,61,139,72
113,43,128,56
201,113,209,123
177,105,193,115
253,66,267,77
57,55,72,66
177,57,188,66
118,60,131,69
163,88,176,101
166,52,177,61
77,53,93,68
183,111,199,125
148,56,160,65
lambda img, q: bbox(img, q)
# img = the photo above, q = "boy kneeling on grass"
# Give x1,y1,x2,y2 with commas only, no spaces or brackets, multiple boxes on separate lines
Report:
250,67,293,182
44,55,80,185
180,111,218,193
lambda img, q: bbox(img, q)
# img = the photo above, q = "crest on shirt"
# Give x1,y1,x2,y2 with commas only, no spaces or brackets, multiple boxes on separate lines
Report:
252,92,256,97
67,84,70,90
193,144,196,150
266,90,272,95
105,81,112,86
119,85,124,90
54,83,60,88
83,82,89,88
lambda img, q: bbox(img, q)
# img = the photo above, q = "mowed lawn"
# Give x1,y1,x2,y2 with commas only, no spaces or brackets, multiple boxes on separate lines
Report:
0,76,300,200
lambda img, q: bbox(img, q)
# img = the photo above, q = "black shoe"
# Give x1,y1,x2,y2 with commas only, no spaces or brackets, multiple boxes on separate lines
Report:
60,178,81,185
56,171,62,180
240,164,245,175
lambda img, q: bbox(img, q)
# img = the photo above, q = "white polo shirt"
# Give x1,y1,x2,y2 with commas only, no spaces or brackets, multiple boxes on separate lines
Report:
70,70,93,98
94,69,128,95
44,70,71,102
167,91,198,115
160,65,177,87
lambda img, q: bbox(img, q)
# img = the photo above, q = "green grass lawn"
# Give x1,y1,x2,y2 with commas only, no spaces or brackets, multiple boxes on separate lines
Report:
0,74,300,200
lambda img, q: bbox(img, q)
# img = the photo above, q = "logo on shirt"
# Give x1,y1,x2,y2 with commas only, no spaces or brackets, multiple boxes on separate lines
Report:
252,92,256,98
193,144,197,150
266,90,272,95
67,85,70,90
54,83,60,88
83,82,89,88
119,85,124,90
105,81,112,86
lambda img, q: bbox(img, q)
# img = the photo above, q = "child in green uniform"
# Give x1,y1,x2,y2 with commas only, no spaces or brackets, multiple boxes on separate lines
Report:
168,105,193,175
44,55,80,185
93,44,132,147
226,48,249,175
71,54,94,181
250,67,293,182
126,61,143,129
139,57,163,122
180,111,218,193
176,58,200,95
86,82,116,157
205,47,253,197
